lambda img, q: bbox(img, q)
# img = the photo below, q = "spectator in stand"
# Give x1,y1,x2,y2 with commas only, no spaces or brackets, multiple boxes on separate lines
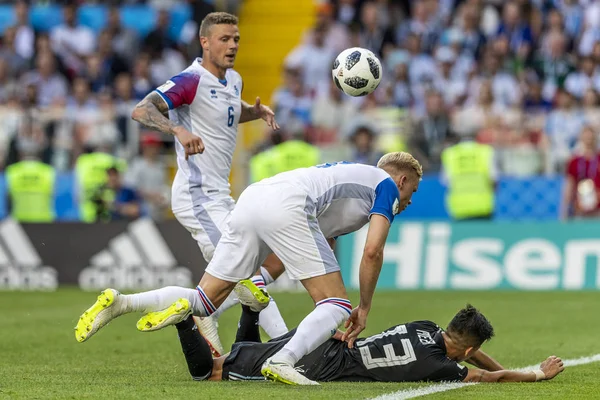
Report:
271,66,312,130
310,78,357,144
404,33,438,116
303,2,350,56
0,58,18,104
106,6,140,65
20,52,68,108
544,89,587,172
347,123,383,166
410,90,452,172
564,55,600,100
530,30,575,101
583,88,600,133
92,30,130,89
131,52,155,99
92,166,141,222
453,79,503,139
124,133,168,221
358,1,395,58
0,27,27,77
50,3,96,77
467,50,520,109
13,0,34,62
561,126,600,219
496,1,533,60
433,46,467,109
285,23,336,97
143,8,174,53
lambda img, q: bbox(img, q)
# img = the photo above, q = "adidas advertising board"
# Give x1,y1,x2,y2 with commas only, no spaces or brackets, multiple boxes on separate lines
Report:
0,218,58,290
0,218,200,291
3,218,600,291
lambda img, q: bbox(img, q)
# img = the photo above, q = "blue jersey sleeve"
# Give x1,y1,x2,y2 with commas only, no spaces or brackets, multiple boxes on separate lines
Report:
369,177,400,223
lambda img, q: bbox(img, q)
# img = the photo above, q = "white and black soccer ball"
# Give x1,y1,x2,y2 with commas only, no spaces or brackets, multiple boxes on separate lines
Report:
332,47,382,97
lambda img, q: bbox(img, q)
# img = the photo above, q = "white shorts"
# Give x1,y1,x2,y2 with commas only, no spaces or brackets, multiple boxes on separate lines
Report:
205,182,340,282
174,197,235,262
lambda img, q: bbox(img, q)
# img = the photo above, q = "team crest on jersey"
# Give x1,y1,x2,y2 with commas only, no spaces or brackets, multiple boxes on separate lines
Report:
234,85,239,96
210,89,218,99
392,198,400,215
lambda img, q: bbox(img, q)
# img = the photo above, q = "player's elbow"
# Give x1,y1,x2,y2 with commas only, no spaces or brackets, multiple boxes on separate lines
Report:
363,245,383,262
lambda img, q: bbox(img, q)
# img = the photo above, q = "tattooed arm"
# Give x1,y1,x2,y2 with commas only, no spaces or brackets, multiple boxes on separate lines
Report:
131,92,204,159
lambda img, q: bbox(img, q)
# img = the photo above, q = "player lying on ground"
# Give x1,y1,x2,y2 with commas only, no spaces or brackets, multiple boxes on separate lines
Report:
74,154,422,385
173,303,564,383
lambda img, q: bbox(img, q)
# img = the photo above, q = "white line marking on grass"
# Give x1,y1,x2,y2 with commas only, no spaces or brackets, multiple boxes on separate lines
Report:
370,353,600,400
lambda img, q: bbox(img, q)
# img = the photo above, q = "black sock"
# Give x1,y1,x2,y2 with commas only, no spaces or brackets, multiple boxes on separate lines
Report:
235,305,262,343
175,316,214,380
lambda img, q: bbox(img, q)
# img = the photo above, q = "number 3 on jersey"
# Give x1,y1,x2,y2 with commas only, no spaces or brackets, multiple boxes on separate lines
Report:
356,325,417,370
227,106,234,127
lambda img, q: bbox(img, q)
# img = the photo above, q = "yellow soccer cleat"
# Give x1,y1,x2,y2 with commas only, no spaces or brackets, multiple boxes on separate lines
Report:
261,358,319,386
75,288,122,343
234,279,270,312
137,298,191,332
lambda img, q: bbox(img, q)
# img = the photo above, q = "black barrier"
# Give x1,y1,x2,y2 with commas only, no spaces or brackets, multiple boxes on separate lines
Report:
0,218,207,291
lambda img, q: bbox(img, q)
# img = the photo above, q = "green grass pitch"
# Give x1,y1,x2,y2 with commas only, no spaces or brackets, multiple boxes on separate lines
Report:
1,289,599,399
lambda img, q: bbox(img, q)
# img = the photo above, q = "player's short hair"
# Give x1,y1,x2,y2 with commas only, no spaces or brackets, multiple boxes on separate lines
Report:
377,152,423,180
447,304,494,347
199,12,239,37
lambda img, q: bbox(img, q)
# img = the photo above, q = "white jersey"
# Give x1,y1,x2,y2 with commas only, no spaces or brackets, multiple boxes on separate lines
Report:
259,162,402,239
155,58,243,213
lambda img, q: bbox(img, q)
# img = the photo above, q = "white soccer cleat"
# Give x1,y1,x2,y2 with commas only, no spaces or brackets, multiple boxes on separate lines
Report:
261,358,319,386
75,288,124,343
234,280,270,312
193,315,224,357
136,298,192,332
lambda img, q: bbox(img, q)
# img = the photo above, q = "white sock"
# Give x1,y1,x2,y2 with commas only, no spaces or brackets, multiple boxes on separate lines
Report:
271,298,352,366
259,299,289,338
260,266,275,285
119,286,214,317
211,291,239,320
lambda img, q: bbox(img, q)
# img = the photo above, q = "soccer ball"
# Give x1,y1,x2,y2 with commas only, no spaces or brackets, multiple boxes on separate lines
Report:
332,47,382,97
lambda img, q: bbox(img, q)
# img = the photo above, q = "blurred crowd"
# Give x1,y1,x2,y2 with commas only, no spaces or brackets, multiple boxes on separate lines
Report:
264,0,600,180
2,0,600,222
0,0,231,222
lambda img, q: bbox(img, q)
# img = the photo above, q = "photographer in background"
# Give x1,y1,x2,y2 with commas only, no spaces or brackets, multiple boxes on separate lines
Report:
92,166,141,222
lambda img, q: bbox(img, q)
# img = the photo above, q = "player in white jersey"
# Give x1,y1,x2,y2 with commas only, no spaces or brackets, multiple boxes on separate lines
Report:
128,12,287,354
74,152,423,385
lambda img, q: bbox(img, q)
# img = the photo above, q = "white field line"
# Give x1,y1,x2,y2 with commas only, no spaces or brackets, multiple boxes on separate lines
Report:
370,353,600,400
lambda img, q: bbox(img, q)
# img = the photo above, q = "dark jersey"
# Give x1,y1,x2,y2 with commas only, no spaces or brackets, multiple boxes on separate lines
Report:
222,320,468,382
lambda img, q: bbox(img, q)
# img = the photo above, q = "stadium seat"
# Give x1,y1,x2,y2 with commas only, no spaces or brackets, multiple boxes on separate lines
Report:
29,5,63,33
119,5,157,38
0,5,14,35
78,5,108,34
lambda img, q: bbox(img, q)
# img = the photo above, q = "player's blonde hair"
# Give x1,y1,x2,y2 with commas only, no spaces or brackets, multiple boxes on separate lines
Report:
199,12,239,37
377,152,423,180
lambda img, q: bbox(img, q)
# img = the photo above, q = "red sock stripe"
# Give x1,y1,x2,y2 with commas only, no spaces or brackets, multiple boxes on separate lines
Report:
251,277,266,288
196,286,216,315
316,298,352,315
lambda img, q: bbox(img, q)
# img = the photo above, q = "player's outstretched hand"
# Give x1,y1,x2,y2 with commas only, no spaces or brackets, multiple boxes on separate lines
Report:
253,97,280,130
540,356,565,380
173,126,205,160
342,306,368,348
